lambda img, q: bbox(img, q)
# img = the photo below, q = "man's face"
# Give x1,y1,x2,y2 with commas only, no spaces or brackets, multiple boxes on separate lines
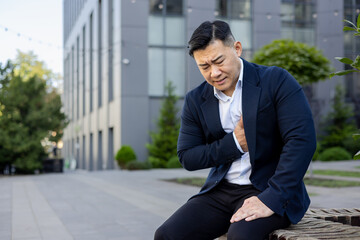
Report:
193,40,242,96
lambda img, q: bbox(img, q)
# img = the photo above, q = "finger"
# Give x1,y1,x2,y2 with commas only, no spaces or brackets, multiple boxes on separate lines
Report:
231,212,248,223
230,209,252,223
245,214,258,222
230,212,241,223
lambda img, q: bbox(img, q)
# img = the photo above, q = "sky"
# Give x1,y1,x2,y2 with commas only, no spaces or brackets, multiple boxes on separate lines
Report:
0,0,63,75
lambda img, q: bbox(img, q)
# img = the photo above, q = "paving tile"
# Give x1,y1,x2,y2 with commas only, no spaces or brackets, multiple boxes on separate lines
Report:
2,161,360,239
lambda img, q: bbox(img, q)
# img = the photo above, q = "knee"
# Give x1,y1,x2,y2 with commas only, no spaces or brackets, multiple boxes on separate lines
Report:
227,230,250,240
227,223,261,240
154,224,171,240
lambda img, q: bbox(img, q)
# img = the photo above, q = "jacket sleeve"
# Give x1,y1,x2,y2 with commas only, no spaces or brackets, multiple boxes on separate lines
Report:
257,69,317,216
177,94,243,171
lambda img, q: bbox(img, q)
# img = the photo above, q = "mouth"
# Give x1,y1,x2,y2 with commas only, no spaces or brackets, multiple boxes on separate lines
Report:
214,77,226,85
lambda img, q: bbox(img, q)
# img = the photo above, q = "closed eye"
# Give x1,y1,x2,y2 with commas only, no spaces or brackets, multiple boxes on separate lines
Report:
201,65,209,70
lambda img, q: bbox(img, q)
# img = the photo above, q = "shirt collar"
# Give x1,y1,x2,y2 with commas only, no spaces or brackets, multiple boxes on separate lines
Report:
213,58,243,102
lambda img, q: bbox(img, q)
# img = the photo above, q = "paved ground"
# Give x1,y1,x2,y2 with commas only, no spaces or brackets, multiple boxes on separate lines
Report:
1,160,360,240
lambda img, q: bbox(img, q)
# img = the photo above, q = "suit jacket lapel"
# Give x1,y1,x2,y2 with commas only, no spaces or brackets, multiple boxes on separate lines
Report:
198,59,261,163
200,84,226,139
242,59,261,164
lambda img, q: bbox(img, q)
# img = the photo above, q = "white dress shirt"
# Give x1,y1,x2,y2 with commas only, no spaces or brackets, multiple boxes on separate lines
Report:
213,58,252,185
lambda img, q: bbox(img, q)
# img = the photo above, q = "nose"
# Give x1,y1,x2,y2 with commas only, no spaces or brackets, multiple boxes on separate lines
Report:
210,65,221,78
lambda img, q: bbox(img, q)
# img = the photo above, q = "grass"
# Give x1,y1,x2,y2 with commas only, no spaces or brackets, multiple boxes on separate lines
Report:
356,166,360,169
310,169,360,178
304,177,360,188
166,177,206,187
167,177,360,188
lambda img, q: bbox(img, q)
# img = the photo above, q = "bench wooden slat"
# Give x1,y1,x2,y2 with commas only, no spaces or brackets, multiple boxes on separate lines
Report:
269,208,360,240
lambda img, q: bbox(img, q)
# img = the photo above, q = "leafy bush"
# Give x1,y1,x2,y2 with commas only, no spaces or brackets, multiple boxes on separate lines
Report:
318,147,352,161
115,145,136,168
148,156,166,168
166,156,182,168
312,143,321,161
319,85,358,155
252,39,332,86
125,161,152,170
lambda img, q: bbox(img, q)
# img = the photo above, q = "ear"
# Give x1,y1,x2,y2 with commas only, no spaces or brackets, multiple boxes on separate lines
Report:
234,41,242,57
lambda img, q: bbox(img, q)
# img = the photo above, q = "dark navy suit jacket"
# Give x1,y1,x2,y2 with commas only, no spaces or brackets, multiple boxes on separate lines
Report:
177,58,316,224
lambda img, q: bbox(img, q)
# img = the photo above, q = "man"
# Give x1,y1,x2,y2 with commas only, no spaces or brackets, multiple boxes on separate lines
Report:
155,20,316,240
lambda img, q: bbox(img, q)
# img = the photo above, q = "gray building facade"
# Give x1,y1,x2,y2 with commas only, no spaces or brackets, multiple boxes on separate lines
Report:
62,0,359,170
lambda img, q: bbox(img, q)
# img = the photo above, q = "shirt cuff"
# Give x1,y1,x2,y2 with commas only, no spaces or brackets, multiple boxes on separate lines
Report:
232,132,244,153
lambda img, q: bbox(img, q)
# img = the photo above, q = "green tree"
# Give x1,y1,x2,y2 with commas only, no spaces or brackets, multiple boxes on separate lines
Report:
252,39,333,86
330,14,360,78
319,85,359,155
329,14,360,159
146,82,180,168
0,51,68,174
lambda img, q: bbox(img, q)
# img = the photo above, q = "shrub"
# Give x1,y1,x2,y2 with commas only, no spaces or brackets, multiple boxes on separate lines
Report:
148,156,166,168
115,145,136,168
125,161,152,170
252,39,332,86
146,82,180,168
312,143,321,161
166,156,182,168
318,147,352,161
319,85,358,155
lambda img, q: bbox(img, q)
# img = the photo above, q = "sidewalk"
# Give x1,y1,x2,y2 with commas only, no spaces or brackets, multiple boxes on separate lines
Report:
0,160,359,240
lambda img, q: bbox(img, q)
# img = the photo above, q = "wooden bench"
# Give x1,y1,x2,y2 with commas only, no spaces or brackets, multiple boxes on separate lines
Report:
270,208,360,240
219,208,360,240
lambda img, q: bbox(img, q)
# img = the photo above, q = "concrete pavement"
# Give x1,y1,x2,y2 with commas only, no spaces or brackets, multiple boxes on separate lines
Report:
0,160,359,240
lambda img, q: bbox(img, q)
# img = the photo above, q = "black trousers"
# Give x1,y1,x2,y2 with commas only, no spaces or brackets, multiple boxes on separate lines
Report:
154,180,290,240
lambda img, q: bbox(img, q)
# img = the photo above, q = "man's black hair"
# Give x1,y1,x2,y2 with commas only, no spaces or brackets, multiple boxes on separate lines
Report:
188,20,235,57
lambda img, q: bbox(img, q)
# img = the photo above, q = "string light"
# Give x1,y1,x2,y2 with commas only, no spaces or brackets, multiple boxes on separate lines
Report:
1,4,352,55
0,24,62,50
0,24,140,54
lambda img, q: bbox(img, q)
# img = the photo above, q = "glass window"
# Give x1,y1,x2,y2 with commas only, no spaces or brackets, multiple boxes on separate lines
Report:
166,0,183,15
165,17,185,46
148,48,164,96
216,0,227,17
281,0,315,45
229,0,251,19
281,27,294,39
215,0,253,51
216,0,251,19
150,0,164,15
281,3,294,22
148,15,164,45
295,3,313,23
165,49,185,96
344,7,353,22
344,31,353,55
148,48,185,96
294,28,315,46
148,0,185,96
230,20,252,49
150,0,182,15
